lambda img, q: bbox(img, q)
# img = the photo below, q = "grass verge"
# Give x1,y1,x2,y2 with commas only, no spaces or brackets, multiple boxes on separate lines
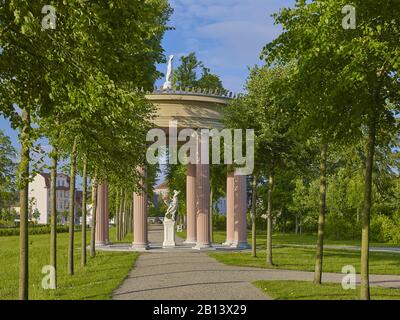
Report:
253,280,400,300
178,230,399,247
0,228,137,300
209,248,400,275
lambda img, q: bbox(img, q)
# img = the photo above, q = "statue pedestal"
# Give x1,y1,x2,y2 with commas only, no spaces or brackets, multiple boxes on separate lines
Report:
162,81,172,90
163,220,176,248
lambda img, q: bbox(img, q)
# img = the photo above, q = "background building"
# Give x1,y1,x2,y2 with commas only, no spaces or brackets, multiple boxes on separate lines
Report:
29,172,82,225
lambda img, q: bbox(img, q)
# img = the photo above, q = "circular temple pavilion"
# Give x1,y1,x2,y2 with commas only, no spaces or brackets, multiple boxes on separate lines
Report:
94,88,249,250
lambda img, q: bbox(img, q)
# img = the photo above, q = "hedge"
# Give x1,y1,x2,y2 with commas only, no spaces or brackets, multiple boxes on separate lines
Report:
0,225,88,237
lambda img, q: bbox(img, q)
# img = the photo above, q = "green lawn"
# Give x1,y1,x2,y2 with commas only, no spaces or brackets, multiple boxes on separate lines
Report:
178,230,398,247
209,247,400,275
179,230,400,275
109,226,133,244
253,280,400,300
0,227,137,300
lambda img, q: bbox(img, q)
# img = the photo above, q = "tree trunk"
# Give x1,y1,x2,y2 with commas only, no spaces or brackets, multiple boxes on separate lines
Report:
127,197,131,234
126,194,130,236
210,189,213,243
50,147,58,287
127,200,131,234
314,143,328,284
266,173,274,265
19,108,30,300
118,188,124,240
123,189,127,238
282,214,286,233
299,217,302,235
251,175,257,258
81,158,87,267
68,139,77,275
130,194,133,234
360,115,376,300
90,175,98,257
115,188,120,240
129,197,133,233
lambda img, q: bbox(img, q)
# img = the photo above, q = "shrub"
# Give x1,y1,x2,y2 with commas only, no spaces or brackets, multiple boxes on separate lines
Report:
213,214,226,231
390,212,400,244
0,219,15,228
370,214,394,242
0,225,85,237
371,213,400,244
325,215,361,240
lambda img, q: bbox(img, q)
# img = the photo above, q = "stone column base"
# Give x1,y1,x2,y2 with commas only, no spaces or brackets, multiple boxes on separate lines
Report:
222,241,233,246
184,238,197,245
132,243,149,251
163,244,176,248
230,242,250,249
95,241,106,247
192,243,212,250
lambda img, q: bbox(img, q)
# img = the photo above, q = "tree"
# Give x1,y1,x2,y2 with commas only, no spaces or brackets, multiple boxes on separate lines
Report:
0,130,17,211
81,158,87,267
32,209,40,224
197,68,226,93
263,0,400,299
67,139,77,275
173,53,203,89
250,175,258,257
314,143,328,284
49,148,57,287
1,0,172,299
90,174,98,258
173,52,227,93
226,64,299,265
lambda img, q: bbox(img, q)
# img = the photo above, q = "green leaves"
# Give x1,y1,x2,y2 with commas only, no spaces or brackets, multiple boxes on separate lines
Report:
172,52,226,92
0,1,171,191
0,130,17,210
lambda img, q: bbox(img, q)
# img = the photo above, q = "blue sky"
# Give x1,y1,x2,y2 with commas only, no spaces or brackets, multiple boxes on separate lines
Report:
156,0,294,92
0,0,295,156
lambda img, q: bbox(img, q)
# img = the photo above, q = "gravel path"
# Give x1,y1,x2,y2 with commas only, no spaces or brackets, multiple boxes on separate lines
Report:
112,227,400,300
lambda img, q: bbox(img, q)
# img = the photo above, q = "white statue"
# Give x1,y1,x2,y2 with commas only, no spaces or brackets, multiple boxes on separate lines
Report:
163,190,180,248
164,190,180,221
162,55,174,90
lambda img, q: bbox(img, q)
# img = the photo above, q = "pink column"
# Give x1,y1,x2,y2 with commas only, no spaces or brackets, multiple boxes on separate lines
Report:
223,172,235,246
193,133,211,249
132,167,149,250
185,164,197,244
232,174,249,248
95,183,108,246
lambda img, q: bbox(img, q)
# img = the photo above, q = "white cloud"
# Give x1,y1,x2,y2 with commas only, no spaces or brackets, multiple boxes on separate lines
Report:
166,0,294,92
196,20,281,67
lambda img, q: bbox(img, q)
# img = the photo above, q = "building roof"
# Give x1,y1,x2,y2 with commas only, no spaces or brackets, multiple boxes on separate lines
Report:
39,172,70,189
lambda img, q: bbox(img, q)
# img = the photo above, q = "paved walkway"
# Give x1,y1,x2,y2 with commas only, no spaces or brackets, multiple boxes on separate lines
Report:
112,226,400,300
